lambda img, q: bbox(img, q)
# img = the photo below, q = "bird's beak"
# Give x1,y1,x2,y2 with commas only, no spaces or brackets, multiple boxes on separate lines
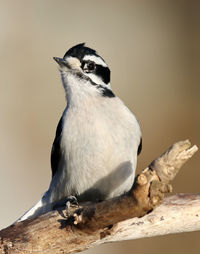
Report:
54,56,82,72
53,57,70,68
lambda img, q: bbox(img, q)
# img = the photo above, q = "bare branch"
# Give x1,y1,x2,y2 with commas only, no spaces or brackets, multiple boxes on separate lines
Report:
102,194,200,242
0,140,198,254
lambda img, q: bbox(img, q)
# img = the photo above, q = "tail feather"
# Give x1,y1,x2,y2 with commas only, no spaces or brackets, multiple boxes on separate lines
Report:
16,195,52,222
16,191,69,222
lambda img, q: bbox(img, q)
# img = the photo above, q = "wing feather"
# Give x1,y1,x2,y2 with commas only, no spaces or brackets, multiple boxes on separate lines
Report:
51,116,63,177
137,137,142,155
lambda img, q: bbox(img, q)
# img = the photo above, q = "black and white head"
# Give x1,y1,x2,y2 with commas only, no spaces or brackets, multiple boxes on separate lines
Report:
54,43,115,100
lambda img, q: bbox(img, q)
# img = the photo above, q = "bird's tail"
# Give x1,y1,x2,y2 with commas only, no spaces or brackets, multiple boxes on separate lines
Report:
16,193,52,222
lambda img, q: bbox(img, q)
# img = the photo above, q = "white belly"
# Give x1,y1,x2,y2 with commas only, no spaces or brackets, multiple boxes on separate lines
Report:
48,98,141,203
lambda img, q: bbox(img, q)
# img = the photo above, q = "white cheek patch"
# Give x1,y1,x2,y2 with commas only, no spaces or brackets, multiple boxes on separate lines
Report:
66,57,81,70
85,73,105,86
83,55,107,67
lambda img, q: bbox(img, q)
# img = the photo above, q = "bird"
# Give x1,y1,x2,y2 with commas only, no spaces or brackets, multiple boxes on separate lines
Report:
17,43,142,222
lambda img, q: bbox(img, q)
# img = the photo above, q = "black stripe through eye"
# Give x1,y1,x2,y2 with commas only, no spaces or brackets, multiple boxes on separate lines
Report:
95,65,110,84
81,60,96,73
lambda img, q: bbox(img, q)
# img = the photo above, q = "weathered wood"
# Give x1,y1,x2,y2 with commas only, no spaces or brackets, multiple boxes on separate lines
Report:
0,140,198,254
101,194,200,242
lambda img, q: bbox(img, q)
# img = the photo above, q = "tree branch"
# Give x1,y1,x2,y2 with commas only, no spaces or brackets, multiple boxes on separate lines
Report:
0,140,198,254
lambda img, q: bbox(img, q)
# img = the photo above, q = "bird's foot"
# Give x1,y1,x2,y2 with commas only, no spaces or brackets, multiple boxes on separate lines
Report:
66,195,79,209
65,196,79,217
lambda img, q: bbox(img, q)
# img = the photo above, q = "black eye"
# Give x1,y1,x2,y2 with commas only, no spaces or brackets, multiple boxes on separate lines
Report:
87,61,95,71
82,61,96,73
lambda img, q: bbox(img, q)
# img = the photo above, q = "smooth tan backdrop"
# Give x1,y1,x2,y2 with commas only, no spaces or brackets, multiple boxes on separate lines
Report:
0,1,199,253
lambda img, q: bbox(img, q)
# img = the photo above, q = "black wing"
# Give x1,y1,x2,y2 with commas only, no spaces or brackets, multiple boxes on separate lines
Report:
137,137,142,156
51,116,63,178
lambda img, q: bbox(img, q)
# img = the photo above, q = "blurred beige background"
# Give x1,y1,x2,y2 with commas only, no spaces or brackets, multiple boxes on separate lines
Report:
0,0,199,253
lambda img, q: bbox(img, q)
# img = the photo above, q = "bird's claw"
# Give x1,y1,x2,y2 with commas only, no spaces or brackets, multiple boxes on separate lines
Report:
65,196,79,217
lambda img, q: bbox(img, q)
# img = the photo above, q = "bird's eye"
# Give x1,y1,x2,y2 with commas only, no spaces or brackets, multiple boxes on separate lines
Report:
87,61,95,71
82,61,96,73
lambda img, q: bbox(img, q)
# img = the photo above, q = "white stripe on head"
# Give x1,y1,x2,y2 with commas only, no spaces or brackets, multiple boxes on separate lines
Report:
84,73,111,88
83,55,107,67
85,73,105,86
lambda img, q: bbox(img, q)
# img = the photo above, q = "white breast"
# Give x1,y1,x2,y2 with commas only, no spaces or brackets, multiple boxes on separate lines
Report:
48,95,141,203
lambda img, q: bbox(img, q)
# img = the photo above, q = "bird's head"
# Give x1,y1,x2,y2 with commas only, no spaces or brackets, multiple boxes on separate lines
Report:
54,43,114,100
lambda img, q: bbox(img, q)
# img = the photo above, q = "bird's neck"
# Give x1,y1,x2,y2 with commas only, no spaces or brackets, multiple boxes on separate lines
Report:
61,72,100,108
